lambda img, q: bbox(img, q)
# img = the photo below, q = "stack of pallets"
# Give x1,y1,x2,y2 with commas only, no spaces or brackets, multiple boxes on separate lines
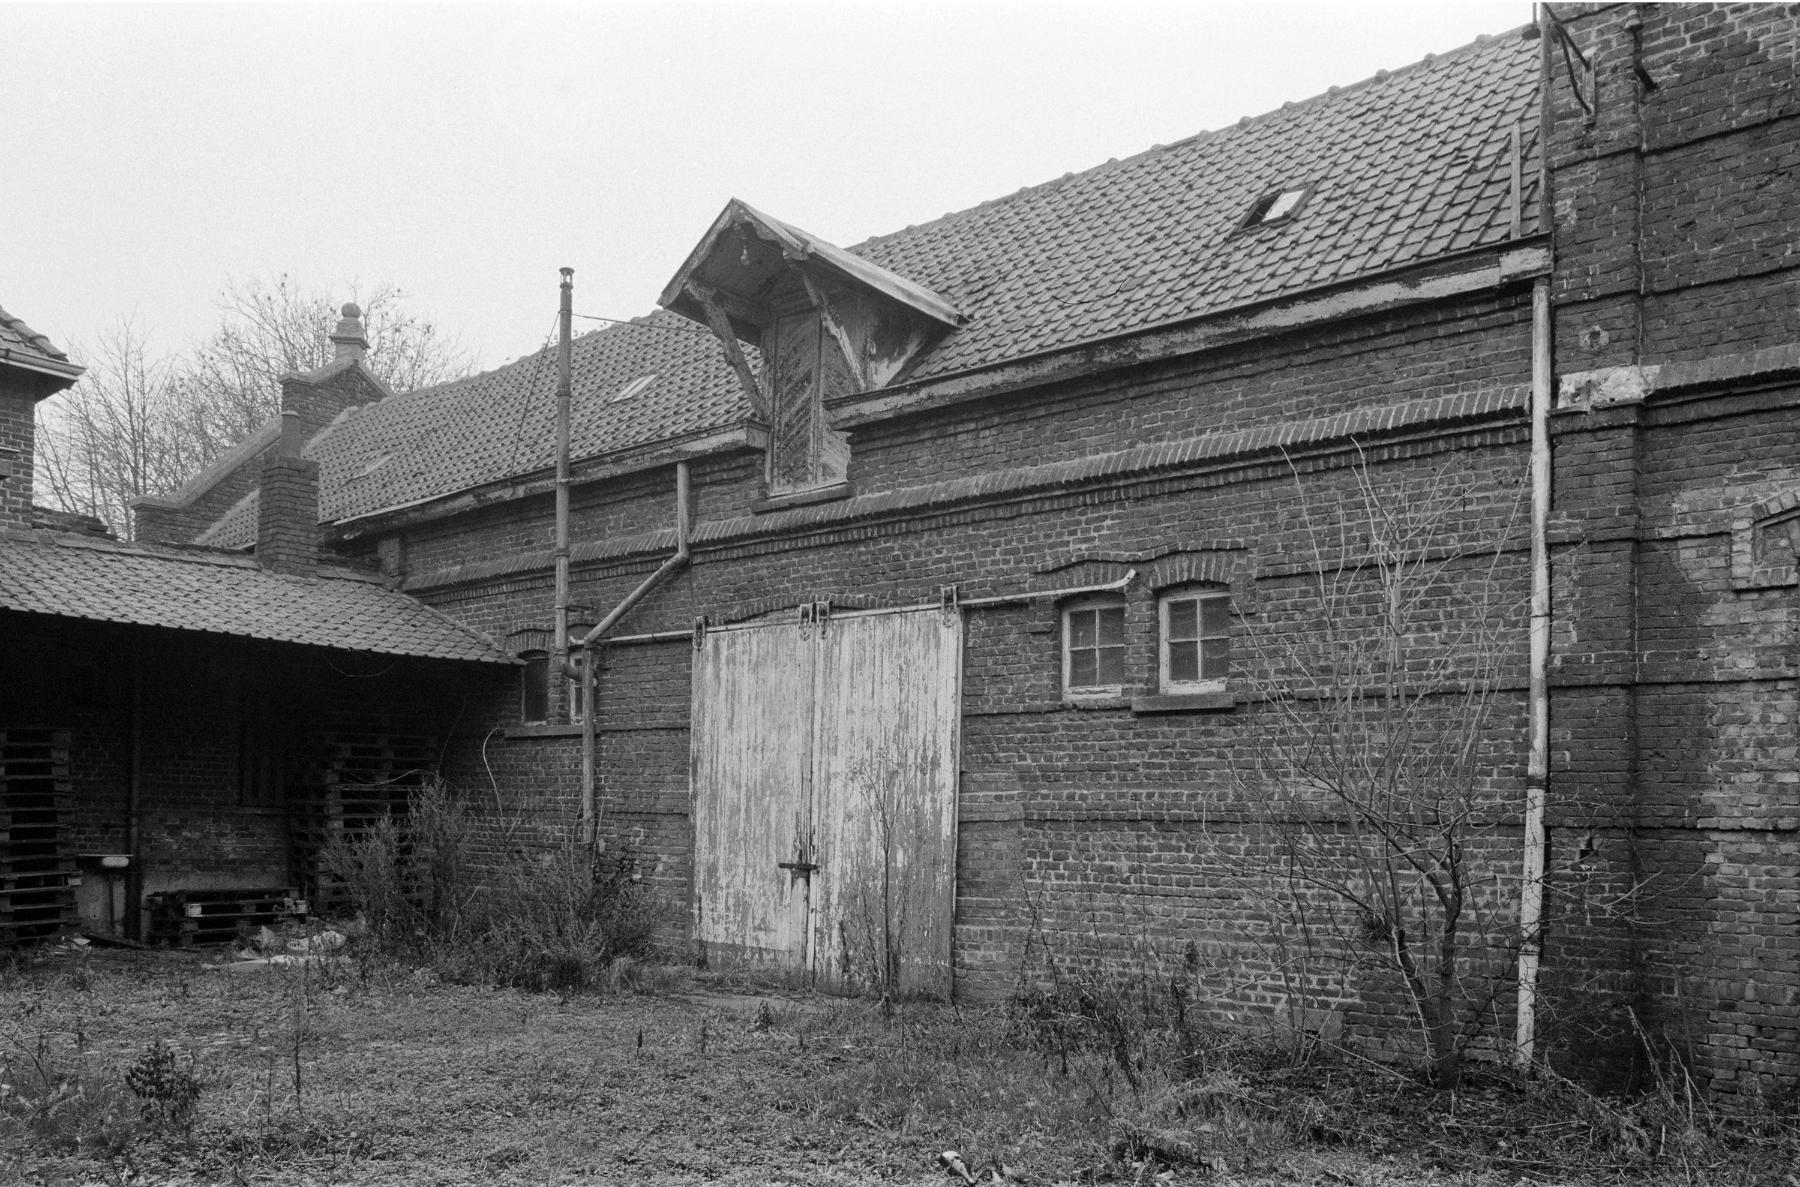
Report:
145,887,308,947
289,710,438,914
0,728,78,944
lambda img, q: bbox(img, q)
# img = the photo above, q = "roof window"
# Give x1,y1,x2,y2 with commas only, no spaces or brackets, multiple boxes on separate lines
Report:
611,373,658,403
1242,185,1310,228
351,452,393,480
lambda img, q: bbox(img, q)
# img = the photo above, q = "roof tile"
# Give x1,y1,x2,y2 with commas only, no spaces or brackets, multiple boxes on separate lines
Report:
0,534,512,664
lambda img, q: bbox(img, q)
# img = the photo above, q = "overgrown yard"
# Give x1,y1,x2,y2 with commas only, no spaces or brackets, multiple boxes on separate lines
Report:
2,945,1794,1186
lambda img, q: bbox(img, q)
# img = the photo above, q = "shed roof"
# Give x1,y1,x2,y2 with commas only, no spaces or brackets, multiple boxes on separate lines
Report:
0,532,514,663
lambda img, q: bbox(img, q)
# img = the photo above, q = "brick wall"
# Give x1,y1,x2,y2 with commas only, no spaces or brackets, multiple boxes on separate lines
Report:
408,275,1555,1070
1547,2,1800,1092
1,388,36,532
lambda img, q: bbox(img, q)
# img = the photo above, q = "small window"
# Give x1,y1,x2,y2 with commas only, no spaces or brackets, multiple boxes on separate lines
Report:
1063,596,1127,696
520,651,550,723
1160,587,1230,692
1243,185,1310,228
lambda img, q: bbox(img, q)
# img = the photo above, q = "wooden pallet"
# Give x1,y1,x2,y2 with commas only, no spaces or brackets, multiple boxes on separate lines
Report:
288,709,439,915
146,887,308,947
0,728,77,944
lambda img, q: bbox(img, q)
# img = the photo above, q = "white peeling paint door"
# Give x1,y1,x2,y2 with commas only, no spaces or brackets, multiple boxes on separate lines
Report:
812,608,962,998
690,606,961,995
690,620,816,974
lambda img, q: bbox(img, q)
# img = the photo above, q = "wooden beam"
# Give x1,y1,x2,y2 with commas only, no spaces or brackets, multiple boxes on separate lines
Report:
797,270,867,389
687,282,770,421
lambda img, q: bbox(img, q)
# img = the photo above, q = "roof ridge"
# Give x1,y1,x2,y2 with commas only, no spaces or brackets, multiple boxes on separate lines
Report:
36,530,261,568
847,23,1531,256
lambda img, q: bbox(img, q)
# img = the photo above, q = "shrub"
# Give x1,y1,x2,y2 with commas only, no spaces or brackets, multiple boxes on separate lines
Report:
321,778,661,993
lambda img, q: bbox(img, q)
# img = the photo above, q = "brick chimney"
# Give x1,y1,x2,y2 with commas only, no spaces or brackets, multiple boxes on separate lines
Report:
256,410,320,575
1,307,84,534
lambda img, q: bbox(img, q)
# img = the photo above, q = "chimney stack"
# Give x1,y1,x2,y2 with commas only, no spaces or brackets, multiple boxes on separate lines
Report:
256,410,320,576
329,302,369,361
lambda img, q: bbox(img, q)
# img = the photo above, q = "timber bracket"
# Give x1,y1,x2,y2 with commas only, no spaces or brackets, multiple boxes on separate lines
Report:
685,281,770,422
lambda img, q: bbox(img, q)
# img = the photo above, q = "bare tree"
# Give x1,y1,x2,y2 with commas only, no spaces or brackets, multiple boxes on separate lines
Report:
33,319,202,537
1226,452,1532,1090
174,275,474,455
34,276,472,538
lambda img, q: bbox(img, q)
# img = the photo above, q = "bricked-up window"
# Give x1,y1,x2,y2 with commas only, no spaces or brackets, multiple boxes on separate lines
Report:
1160,586,1230,692
520,651,550,724
1063,596,1127,696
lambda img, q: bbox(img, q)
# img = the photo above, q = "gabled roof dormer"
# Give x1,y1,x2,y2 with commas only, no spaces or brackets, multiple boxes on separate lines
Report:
660,200,964,497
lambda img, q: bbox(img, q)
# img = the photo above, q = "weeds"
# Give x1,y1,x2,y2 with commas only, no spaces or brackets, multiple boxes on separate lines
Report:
0,1033,140,1159
321,777,661,994
123,1039,202,1133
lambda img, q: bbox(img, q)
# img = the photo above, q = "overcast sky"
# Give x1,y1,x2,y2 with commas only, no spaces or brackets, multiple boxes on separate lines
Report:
5,1,1525,375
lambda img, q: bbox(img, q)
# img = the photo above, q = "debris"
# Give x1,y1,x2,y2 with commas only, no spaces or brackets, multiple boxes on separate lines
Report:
287,929,346,954
940,1150,977,1185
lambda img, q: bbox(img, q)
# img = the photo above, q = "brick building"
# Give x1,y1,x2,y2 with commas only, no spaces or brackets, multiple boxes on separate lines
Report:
16,3,1799,1090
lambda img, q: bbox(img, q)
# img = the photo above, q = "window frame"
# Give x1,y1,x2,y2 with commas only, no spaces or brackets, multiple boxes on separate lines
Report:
1158,585,1231,695
1061,594,1129,699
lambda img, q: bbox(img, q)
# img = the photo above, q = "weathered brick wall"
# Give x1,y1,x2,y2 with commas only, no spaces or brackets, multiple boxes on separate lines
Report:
257,455,321,575
411,281,1549,1064
1548,2,1800,1092
134,445,269,545
2,388,36,532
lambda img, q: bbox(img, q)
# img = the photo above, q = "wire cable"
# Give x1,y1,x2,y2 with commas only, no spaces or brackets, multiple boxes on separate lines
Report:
503,311,563,484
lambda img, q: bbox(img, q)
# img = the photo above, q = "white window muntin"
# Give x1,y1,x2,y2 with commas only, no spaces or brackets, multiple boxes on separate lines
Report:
1159,587,1229,692
1063,595,1127,696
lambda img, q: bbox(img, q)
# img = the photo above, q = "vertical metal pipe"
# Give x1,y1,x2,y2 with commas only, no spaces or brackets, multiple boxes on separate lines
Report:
125,653,143,942
577,461,693,847
1515,2,1558,1070
579,650,597,848
554,268,574,714
1517,275,1553,1068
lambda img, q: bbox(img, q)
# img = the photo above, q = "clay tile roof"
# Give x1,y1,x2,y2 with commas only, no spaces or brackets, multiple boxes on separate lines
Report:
850,32,1542,380
201,30,1540,532
0,534,514,664
306,310,743,525
0,304,84,385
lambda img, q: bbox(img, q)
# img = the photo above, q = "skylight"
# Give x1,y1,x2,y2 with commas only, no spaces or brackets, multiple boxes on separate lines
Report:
351,452,393,480
1243,185,1310,227
611,373,658,403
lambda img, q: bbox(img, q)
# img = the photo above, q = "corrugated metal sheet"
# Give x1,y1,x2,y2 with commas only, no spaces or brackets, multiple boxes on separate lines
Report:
689,606,960,994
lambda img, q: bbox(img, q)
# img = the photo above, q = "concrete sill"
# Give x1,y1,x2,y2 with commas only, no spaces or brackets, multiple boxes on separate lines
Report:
1132,691,1236,714
503,723,584,740
753,482,853,513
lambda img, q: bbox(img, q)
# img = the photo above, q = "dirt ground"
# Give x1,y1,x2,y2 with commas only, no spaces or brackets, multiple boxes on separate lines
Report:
1,945,1782,1187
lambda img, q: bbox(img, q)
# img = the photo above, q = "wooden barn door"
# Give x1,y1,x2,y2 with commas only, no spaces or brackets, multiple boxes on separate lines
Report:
690,620,818,975
690,605,961,995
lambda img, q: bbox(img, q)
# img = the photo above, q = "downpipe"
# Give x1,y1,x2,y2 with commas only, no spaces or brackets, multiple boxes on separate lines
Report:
571,461,691,846
1516,275,1552,1069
